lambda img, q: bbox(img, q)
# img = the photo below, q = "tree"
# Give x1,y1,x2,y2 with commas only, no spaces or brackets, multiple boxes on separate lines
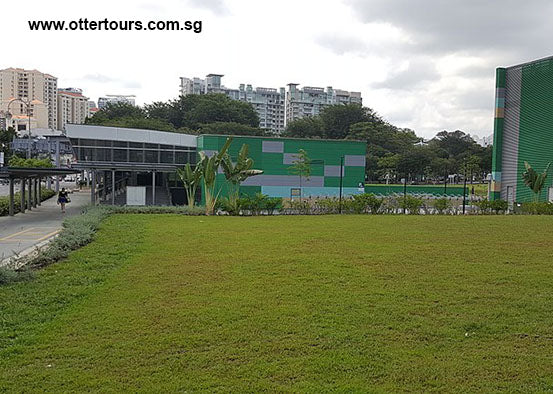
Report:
198,122,264,136
176,163,202,208
147,94,259,130
320,104,379,139
283,117,324,138
198,137,233,215
522,161,551,202
220,143,263,212
86,102,145,125
288,149,311,202
0,127,17,161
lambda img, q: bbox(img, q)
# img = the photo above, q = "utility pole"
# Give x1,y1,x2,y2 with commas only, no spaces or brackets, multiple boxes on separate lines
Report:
338,156,344,214
462,160,467,215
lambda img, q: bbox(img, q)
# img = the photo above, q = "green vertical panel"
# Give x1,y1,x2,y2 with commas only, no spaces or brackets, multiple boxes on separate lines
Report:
490,67,506,200
516,59,553,202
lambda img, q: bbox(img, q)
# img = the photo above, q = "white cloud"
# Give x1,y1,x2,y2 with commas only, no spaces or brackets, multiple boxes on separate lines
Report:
2,0,543,139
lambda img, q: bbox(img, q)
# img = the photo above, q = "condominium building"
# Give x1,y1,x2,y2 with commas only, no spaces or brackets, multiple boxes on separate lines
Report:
285,84,362,124
57,88,90,131
0,67,58,129
97,95,136,109
179,74,362,134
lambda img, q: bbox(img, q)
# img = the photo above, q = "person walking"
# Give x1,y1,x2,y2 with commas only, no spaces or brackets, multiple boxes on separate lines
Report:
57,188,69,213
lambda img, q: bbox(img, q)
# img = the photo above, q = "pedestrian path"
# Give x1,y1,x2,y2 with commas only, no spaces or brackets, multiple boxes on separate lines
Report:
0,190,89,264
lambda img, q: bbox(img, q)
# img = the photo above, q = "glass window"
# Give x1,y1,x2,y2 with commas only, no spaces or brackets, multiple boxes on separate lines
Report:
130,142,143,149
145,143,159,150
160,150,174,164
113,141,128,148
95,148,111,161
145,150,158,163
80,148,93,161
96,140,112,147
79,138,96,147
113,149,128,162
129,149,144,163
175,151,187,164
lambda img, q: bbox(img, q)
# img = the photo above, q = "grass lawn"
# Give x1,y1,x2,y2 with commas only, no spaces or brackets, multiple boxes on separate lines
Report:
2,214,553,391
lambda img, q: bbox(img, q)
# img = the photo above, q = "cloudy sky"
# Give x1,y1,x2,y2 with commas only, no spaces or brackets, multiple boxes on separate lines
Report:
3,0,552,139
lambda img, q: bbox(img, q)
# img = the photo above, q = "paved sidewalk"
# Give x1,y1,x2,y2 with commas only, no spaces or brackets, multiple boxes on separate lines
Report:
0,190,89,263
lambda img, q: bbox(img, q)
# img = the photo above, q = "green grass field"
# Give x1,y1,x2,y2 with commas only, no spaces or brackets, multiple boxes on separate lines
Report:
2,214,553,392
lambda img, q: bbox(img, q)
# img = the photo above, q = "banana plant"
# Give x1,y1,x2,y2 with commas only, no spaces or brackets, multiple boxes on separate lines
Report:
220,143,264,212
198,137,233,215
522,161,551,202
176,163,202,207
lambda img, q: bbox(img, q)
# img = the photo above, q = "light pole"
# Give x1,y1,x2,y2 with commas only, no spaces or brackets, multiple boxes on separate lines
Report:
339,156,344,214
6,98,33,159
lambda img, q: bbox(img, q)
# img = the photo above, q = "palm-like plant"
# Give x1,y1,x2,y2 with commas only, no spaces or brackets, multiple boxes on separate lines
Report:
176,163,202,207
198,137,233,215
220,143,263,211
522,161,551,202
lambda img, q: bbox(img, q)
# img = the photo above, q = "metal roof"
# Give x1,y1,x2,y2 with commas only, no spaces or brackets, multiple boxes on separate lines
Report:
0,167,80,179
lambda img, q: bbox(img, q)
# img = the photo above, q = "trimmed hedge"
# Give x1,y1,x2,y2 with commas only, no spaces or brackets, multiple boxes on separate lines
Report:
0,188,56,216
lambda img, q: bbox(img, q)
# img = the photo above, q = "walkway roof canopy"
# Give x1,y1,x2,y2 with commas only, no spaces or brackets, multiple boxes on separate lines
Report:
0,167,80,179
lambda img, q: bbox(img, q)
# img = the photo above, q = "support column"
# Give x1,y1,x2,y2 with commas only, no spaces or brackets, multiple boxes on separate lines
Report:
38,177,42,206
27,178,32,211
101,171,107,202
112,170,116,205
152,171,156,206
91,170,96,205
55,139,60,193
20,178,26,213
9,177,14,216
33,178,38,208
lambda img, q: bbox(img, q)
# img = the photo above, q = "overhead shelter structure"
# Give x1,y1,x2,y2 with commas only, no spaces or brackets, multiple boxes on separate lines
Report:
65,124,198,206
0,167,80,216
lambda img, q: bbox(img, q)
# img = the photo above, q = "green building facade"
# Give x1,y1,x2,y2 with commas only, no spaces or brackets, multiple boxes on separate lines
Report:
197,135,367,199
491,56,553,203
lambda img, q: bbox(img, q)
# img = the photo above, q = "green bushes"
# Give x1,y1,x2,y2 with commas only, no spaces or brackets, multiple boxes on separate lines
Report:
220,193,283,216
519,202,553,215
399,195,424,215
476,199,509,214
0,188,56,216
433,198,451,214
8,157,53,168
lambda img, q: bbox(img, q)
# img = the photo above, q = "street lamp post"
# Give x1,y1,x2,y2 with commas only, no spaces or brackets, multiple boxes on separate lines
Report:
6,98,32,159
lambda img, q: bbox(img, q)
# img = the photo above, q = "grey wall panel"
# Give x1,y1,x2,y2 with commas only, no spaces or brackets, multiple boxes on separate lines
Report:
324,165,344,177
345,155,366,167
501,67,521,200
241,175,324,187
262,141,284,153
283,153,299,164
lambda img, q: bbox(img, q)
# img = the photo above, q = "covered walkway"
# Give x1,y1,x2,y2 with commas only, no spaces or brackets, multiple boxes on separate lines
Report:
0,167,80,216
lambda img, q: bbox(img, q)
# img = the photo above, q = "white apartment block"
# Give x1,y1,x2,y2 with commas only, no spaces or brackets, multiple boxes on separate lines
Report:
179,74,362,134
57,88,90,131
285,84,362,124
0,67,58,129
97,95,136,109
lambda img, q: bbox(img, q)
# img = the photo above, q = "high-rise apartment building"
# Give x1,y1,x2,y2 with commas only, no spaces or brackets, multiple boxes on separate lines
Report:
57,88,90,131
97,95,136,109
179,74,362,134
285,84,362,125
0,67,58,129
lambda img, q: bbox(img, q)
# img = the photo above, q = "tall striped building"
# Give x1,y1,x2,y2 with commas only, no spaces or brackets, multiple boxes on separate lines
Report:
491,56,553,204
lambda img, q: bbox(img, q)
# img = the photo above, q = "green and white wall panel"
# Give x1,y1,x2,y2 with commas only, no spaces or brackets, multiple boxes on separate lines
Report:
492,56,553,203
197,135,366,199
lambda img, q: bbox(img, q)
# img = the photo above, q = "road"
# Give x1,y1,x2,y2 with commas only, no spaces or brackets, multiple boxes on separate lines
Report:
0,189,89,265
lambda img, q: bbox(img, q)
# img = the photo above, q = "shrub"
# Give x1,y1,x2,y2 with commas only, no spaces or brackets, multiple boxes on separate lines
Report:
490,199,509,214
0,267,34,285
476,199,492,214
520,202,553,215
433,198,451,214
399,195,423,214
9,157,53,168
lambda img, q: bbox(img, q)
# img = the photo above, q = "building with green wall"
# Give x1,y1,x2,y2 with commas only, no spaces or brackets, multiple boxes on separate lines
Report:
197,135,366,199
491,55,553,203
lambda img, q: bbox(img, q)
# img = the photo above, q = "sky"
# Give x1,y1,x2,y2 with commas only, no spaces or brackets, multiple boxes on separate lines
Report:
2,0,553,139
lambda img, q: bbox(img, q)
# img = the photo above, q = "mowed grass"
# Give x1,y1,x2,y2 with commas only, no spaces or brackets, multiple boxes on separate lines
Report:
2,214,553,392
